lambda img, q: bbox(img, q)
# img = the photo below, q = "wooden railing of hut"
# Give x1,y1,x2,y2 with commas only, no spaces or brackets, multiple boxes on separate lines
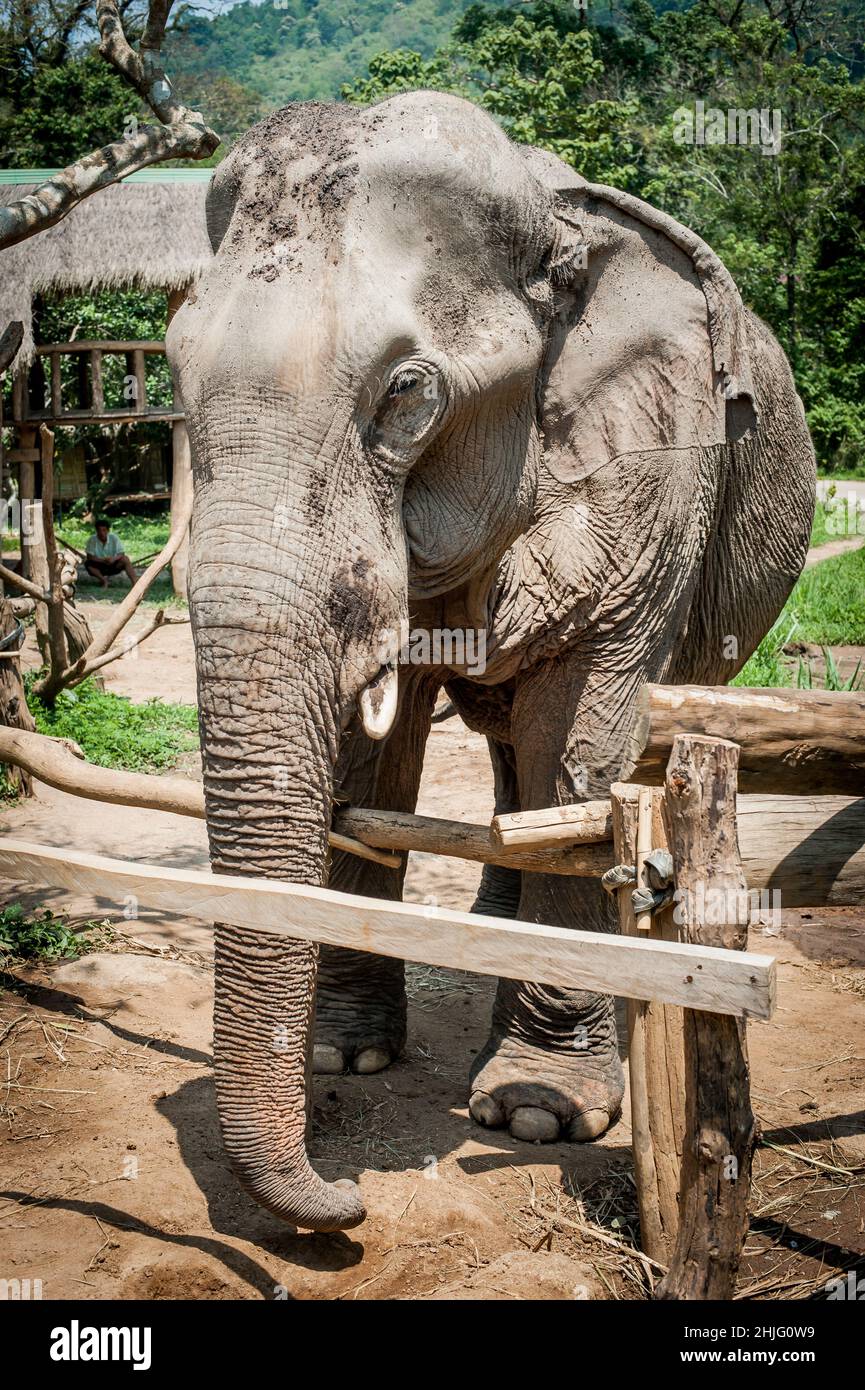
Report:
9,340,182,427
3,339,191,596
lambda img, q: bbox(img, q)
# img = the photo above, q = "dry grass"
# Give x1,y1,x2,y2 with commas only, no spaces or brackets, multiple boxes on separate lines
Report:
501,1163,657,1299
311,1087,414,1170
404,962,482,1012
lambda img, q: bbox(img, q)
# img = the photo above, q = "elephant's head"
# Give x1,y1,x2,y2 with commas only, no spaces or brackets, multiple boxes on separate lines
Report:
167,92,754,1231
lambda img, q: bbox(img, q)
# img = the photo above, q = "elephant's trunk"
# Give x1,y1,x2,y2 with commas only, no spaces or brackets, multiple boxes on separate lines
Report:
188,448,397,1230
199,649,366,1230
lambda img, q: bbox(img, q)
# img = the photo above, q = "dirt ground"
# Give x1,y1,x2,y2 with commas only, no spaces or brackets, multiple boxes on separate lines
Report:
0,600,863,1301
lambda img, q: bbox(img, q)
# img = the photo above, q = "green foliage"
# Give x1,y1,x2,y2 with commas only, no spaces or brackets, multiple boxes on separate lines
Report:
165,0,501,111
788,544,865,646
0,902,111,963
0,50,137,166
797,646,862,691
26,677,199,772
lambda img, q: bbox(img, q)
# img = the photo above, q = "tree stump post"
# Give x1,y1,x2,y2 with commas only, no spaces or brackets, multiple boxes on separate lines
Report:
655,735,758,1301
0,591,35,796
611,783,685,1267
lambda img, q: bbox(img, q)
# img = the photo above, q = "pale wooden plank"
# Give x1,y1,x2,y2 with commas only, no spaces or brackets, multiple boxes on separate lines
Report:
0,838,776,1020
491,800,612,849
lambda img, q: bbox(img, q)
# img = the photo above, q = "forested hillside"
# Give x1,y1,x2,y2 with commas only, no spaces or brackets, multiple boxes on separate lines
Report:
2,0,862,470
166,0,509,107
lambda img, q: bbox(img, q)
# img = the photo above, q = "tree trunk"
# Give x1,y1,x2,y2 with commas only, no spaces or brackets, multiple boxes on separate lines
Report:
631,684,865,795
0,590,35,796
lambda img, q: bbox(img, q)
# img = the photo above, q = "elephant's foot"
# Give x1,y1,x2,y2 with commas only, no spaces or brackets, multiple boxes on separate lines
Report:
313,947,406,1075
468,982,623,1142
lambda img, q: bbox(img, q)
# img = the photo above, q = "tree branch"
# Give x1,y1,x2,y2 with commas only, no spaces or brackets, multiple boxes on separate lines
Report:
0,0,219,252
0,564,51,604
65,607,189,685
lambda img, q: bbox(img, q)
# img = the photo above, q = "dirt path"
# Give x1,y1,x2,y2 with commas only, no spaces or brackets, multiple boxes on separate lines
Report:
1,607,863,1300
804,537,864,569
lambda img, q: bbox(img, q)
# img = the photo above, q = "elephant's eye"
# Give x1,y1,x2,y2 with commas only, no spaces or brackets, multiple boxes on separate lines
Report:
388,370,420,399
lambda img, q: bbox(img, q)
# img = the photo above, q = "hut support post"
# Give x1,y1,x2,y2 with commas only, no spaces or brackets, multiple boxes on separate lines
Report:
611,783,685,1267
17,424,37,580
655,735,758,1301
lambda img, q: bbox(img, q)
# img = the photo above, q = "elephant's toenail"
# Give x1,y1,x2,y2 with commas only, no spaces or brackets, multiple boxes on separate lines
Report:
469,1090,506,1128
509,1106,560,1143
565,1109,610,1142
313,1044,346,1075
353,1047,391,1074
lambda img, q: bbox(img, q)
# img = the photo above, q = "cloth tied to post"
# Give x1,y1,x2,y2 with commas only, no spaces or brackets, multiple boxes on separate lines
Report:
601,849,675,916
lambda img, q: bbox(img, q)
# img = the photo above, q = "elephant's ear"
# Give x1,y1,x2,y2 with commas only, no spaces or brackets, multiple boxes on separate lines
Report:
538,180,758,485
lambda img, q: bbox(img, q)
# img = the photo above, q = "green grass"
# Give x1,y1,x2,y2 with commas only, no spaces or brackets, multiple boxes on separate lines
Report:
791,544,865,646
734,544,865,687
809,500,832,549
0,902,113,964
732,611,798,688
26,676,199,772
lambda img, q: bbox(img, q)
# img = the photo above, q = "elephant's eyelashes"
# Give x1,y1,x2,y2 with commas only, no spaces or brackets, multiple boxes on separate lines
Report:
388,370,420,398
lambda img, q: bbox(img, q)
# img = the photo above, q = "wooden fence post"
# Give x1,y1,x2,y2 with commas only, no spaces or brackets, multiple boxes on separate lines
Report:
611,783,685,1267
655,735,757,1301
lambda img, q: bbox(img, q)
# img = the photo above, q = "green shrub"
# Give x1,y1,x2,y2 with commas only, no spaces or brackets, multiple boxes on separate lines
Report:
26,677,199,773
0,903,111,963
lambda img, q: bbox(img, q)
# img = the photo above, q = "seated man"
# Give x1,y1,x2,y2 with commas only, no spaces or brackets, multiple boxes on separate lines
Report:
84,520,138,588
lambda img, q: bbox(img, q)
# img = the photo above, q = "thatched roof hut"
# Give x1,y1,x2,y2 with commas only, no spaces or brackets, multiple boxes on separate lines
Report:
0,169,212,365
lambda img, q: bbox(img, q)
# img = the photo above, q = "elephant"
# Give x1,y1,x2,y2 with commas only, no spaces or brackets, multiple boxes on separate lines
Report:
166,91,815,1233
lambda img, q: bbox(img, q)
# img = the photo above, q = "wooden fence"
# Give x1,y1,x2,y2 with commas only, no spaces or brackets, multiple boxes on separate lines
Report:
0,683,861,1300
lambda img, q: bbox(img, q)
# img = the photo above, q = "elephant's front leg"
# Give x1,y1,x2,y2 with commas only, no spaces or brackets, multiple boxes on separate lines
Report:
313,670,441,1076
469,654,654,1144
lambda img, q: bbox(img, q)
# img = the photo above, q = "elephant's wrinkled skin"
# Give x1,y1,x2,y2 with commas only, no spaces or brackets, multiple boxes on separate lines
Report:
167,93,815,1232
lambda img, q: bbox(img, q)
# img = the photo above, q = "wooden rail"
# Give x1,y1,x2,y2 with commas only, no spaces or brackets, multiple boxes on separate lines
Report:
11,340,183,426
631,684,865,795
0,837,775,1019
0,726,863,903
